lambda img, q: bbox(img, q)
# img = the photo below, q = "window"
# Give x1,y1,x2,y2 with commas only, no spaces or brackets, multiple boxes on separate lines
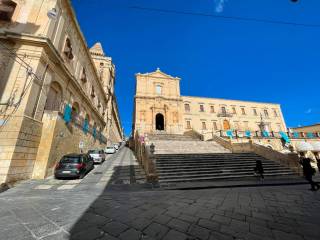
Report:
202,122,207,130
273,109,278,117
232,107,236,114
91,86,95,98
210,106,215,113
199,104,204,112
241,108,246,115
63,38,74,60
184,103,190,112
253,109,258,116
221,106,226,114
186,120,191,129
155,85,162,95
264,109,269,117
0,0,17,21
80,68,87,82
212,121,218,130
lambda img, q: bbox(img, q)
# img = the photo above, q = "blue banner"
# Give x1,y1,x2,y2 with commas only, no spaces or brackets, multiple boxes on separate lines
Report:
262,131,270,137
307,132,314,138
226,130,233,138
279,131,291,143
63,104,72,123
245,130,251,137
93,127,97,138
293,132,299,138
83,119,89,134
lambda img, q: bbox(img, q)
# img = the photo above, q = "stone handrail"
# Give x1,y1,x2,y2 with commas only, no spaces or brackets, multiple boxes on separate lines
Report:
251,143,302,175
133,132,158,183
211,134,302,175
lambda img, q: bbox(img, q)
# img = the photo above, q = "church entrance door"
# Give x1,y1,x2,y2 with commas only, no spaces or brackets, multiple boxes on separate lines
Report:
223,120,230,130
155,113,164,131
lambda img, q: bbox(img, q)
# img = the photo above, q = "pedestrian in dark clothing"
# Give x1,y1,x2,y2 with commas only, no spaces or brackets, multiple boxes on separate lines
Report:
254,160,264,180
301,157,319,191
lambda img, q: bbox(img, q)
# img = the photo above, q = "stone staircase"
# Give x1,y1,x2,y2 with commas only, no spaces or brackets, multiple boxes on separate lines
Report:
149,134,230,154
155,153,296,183
148,133,200,141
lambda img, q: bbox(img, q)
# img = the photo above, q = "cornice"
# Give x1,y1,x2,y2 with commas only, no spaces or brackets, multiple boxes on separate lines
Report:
182,95,280,106
135,95,183,102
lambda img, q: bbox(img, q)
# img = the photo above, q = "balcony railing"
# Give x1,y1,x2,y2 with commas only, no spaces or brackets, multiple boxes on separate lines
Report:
217,111,233,117
216,130,320,140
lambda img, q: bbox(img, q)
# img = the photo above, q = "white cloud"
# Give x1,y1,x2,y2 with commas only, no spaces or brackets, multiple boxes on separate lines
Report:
215,0,228,13
305,108,312,114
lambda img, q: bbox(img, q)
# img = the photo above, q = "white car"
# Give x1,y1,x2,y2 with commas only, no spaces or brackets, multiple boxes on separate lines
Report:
105,146,116,154
113,144,119,151
88,149,105,164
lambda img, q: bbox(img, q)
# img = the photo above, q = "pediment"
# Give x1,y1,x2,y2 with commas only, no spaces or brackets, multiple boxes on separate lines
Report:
137,68,180,80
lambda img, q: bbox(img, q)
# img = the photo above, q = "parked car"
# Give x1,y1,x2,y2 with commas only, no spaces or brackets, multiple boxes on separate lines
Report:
54,153,94,179
113,144,119,151
88,149,106,164
105,146,116,154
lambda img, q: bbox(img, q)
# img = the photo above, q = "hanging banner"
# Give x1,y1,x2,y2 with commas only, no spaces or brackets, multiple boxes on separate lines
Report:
63,104,72,123
83,119,89,134
93,127,97,138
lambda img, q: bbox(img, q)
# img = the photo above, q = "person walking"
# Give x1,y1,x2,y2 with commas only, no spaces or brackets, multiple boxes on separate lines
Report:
301,157,319,191
254,160,264,180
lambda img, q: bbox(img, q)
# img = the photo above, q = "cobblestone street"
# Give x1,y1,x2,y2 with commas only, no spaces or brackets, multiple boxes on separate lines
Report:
1,147,320,240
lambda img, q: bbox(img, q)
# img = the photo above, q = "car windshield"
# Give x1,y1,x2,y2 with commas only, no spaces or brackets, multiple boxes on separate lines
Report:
107,147,114,149
60,156,81,163
88,150,100,154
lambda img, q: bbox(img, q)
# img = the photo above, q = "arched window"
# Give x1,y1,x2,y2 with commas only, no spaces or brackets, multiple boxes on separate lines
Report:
44,81,63,111
71,102,80,122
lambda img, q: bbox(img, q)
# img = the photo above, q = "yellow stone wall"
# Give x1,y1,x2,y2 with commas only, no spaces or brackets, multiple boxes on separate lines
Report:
32,111,104,179
183,96,286,134
0,0,123,183
0,116,42,183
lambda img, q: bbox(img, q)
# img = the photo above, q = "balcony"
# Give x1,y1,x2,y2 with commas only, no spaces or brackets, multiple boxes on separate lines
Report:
217,111,233,118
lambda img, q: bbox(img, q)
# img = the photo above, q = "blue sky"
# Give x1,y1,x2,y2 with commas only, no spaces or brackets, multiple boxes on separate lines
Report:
72,0,320,136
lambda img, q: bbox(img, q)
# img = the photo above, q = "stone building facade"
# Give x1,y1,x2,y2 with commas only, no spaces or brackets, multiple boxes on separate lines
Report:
133,69,286,136
291,124,320,134
0,0,123,183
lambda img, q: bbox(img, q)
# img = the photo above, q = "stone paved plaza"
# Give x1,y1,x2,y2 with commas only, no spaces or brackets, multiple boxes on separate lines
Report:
1,147,320,240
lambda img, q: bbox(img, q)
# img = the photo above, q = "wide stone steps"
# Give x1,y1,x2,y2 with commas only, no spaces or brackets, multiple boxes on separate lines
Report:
159,172,296,183
157,165,290,173
151,137,231,154
155,153,296,183
148,134,199,141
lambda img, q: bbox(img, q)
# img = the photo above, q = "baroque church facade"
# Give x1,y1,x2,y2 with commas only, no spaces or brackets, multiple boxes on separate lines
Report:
133,69,287,136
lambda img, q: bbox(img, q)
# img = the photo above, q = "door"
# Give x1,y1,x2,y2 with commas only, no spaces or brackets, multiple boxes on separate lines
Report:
155,113,164,130
223,120,230,130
